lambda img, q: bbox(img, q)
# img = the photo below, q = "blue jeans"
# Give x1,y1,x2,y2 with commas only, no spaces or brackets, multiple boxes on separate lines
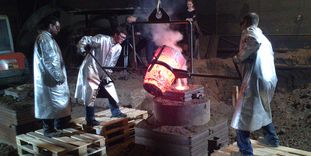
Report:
262,123,280,146
236,123,279,156
85,82,122,121
236,130,253,156
85,97,121,121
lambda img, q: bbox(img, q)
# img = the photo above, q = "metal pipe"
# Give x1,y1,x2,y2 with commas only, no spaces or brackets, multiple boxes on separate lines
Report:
190,73,240,80
275,64,311,70
189,21,194,73
133,20,191,25
171,68,240,80
131,24,137,67
218,34,311,37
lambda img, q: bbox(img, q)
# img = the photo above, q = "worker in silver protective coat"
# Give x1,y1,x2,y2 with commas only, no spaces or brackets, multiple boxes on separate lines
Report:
75,26,128,126
231,12,279,155
33,16,71,137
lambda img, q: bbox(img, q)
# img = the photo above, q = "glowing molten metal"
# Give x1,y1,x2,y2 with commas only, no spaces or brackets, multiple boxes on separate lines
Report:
174,78,189,91
143,46,188,96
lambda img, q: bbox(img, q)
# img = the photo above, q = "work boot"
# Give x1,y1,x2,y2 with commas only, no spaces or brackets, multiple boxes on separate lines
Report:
111,112,127,118
258,136,280,147
86,119,100,126
44,129,63,138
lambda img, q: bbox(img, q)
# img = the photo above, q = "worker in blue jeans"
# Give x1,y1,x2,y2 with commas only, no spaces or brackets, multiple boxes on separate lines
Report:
231,12,279,156
75,27,128,126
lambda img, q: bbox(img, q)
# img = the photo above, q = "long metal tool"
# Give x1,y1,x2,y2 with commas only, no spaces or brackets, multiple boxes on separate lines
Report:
233,59,242,82
86,51,126,83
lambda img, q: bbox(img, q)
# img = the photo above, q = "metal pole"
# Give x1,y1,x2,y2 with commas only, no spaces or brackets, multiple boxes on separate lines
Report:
131,24,137,68
189,21,194,73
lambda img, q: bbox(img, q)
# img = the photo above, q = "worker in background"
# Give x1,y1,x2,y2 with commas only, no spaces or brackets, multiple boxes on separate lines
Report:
126,15,158,66
231,12,279,156
75,26,128,127
33,16,71,137
182,0,202,59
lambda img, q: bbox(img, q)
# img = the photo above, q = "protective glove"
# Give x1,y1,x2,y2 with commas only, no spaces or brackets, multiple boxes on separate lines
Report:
57,75,65,85
57,79,65,85
233,55,239,64
102,76,113,85
81,44,92,56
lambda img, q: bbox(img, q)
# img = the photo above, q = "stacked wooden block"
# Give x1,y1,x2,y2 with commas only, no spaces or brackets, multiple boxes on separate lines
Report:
16,128,106,156
211,139,311,156
0,95,40,145
135,117,229,156
73,107,148,148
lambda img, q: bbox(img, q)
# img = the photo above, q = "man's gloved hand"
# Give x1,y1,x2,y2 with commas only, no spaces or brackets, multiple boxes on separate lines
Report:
57,79,65,85
233,55,239,64
85,44,92,51
102,77,113,85
81,44,92,56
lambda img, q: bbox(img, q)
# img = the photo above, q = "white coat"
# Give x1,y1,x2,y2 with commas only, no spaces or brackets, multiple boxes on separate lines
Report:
74,35,121,106
231,26,278,131
33,31,71,119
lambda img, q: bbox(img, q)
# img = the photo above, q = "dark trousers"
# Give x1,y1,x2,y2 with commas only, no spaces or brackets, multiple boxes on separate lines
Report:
236,130,253,156
42,115,71,133
145,39,157,64
85,82,121,122
236,123,279,156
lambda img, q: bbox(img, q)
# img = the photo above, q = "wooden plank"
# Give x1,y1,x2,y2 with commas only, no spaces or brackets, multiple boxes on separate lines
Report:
211,150,231,156
27,132,78,151
16,134,66,154
101,125,128,136
82,133,105,140
95,107,148,120
213,140,311,156
71,135,94,143
251,140,311,156
100,118,127,127
53,136,90,147
88,146,107,156
17,128,107,156
62,128,79,133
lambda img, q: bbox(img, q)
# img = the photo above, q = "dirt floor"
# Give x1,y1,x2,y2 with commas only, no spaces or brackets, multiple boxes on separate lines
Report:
0,49,310,155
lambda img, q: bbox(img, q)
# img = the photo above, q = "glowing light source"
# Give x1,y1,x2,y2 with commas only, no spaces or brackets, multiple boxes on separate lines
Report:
143,46,188,96
174,78,189,90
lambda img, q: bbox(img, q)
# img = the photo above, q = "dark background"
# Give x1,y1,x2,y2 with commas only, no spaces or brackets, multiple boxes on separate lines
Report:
1,0,311,66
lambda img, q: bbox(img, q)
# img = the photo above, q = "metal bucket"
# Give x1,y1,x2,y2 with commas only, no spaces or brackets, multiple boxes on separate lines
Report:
143,46,186,96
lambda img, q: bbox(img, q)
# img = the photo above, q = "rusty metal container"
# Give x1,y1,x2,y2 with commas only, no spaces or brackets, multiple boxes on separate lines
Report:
153,97,210,126
143,46,186,96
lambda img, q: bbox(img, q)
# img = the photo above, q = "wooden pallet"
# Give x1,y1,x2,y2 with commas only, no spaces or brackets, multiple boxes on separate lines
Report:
72,107,148,148
211,139,311,156
16,128,106,156
73,117,131,148
95,107,148,145
95,107,148,120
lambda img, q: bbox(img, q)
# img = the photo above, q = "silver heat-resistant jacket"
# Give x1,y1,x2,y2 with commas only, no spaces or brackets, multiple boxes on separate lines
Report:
33,31,71,119
231,26,278,132
74,34,121,106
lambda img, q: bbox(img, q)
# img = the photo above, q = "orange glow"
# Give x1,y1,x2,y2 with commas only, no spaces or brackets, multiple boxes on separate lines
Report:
144,64,176,95
174,78,189,90
144,46,187,96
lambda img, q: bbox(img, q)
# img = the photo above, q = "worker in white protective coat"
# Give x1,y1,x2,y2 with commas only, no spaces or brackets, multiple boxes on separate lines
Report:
75,26,128,126
33,16,71,137
231,12,279,155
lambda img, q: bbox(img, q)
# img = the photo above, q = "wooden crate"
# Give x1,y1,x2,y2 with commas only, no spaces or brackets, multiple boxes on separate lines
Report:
96,107,148,139
16,128,106,156
211,139,311,156
73,117,131,148
95,107,148,120
72,107,148,148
